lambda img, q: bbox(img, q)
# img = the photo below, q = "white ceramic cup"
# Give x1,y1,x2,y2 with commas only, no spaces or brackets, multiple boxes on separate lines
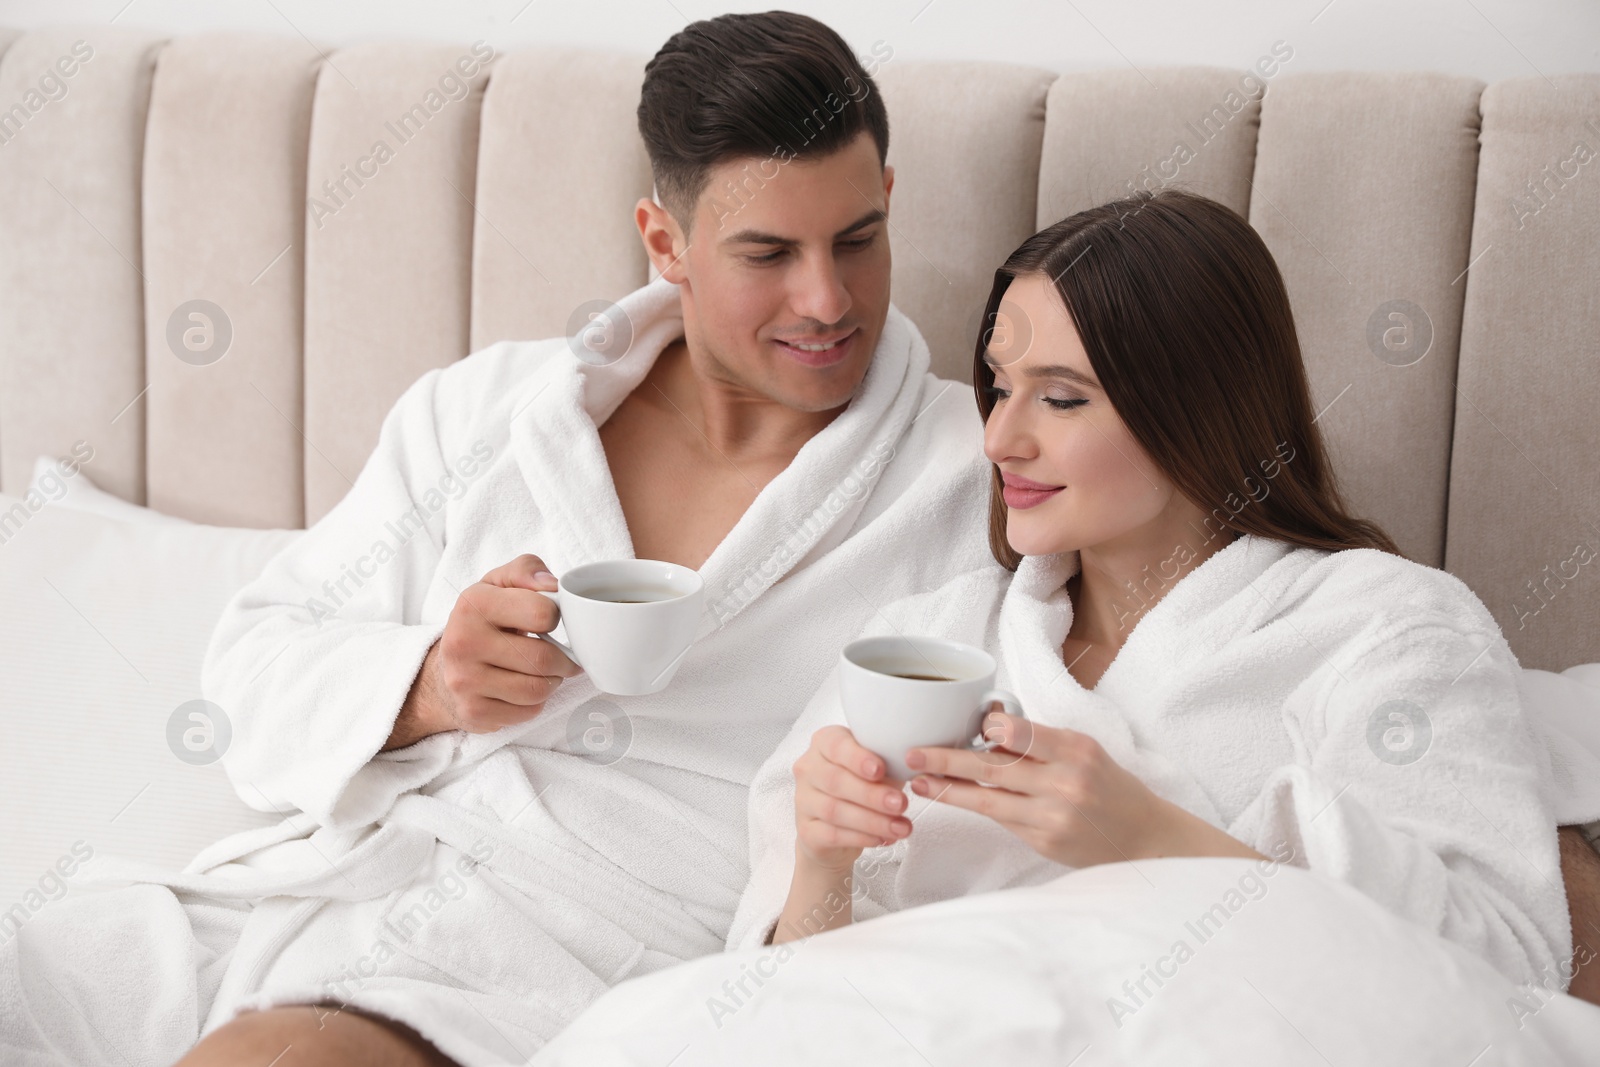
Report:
838,635,1025,781
523,559,704,697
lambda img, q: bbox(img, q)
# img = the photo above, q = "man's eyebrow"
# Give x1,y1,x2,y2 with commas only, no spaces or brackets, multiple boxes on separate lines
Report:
721,207,887,247
982,354,1100,389
835,208,886,238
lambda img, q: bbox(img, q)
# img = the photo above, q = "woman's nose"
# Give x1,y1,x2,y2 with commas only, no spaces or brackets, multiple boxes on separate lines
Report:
984,393,1034,465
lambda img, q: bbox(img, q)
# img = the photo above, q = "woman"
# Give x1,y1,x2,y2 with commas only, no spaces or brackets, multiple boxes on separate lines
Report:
726,189,1570,986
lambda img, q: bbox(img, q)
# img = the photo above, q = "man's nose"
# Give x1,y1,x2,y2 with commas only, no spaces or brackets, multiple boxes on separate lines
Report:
789,250,852,327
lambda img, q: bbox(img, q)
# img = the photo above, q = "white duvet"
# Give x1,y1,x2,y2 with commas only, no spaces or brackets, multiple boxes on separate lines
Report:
535,856,1600,1065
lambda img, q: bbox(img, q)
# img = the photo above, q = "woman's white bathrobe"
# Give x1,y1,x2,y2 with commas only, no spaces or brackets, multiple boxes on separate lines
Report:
728,535,1572,988
0,277,994,1067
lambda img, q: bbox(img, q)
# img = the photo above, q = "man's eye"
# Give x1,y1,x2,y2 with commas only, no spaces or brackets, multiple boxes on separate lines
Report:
840,236,875,252
745,249,786,264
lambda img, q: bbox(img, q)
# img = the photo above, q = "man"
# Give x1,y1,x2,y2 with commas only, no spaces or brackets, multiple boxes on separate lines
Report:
0,13,993,1067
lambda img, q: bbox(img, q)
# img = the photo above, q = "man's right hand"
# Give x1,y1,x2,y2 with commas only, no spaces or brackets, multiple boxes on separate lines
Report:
384,554,583,750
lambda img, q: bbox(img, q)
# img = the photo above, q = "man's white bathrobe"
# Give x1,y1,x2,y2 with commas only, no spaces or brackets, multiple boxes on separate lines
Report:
0,277,993,1066
729,535,1573,988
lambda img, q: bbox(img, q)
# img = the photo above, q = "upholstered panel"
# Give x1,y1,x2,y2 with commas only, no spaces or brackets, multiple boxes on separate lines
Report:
1249,72,1484,567
301,43,489,523
0,26,1595,674
876,61,1056,382
0,28,164,503
142,36,317,529
1037,67,1260,226
1447,75,1600,671
470,49,652,352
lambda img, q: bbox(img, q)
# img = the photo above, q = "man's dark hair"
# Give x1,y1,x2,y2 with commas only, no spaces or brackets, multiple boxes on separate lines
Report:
638,11,890,227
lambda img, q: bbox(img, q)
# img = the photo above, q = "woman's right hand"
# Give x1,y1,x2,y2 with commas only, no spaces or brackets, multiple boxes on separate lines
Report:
792,725,913,872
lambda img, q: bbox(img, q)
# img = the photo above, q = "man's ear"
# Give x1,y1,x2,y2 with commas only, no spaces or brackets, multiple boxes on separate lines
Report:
883,163,895,205
635,197,691,283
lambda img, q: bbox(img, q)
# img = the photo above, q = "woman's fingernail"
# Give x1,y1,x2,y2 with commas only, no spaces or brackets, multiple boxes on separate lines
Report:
862,759,880,778
883,791,903,812
910,778,929,795
905,750,924,770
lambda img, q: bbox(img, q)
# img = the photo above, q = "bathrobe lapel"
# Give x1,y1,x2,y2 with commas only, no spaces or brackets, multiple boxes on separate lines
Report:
508,275,925,640
995,537,1294,824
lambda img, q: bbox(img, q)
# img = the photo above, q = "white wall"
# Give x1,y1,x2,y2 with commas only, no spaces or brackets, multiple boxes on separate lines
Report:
0,0,1594,83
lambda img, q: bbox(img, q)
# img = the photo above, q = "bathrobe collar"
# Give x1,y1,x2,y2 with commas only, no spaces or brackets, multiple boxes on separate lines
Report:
995,534,1295,821
506,276,929,636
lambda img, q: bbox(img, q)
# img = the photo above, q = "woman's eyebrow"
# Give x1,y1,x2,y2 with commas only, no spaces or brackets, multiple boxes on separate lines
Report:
983,355,1099,389
1025,365,1100,388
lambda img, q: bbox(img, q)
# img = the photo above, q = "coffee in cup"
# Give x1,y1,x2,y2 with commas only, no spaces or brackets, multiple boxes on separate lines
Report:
523,559,704,696
838,635,1025,781
583,586,683,604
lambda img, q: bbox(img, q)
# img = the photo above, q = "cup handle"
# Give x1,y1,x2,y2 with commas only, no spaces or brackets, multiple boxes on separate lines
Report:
969,688,1025,752
520,591,580,666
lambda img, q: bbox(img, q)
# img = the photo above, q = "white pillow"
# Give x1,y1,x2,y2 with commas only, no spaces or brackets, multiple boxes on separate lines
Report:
0,489,302,912
28,453,192,526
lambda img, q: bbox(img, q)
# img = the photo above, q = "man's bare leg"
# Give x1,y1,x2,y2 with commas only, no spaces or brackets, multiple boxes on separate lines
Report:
1559,824,1600,1005
176,1003,459,1067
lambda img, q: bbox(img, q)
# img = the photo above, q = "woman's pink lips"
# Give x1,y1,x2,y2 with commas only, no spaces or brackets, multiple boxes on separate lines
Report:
1000,473,1064,510
775,330,856,368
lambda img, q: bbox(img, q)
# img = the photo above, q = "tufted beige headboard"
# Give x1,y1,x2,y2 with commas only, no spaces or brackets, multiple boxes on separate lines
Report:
0,26,1594,670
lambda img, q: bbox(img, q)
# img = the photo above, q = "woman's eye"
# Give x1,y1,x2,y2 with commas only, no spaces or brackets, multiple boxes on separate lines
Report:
1044,396,1089,411
982,385,1011,403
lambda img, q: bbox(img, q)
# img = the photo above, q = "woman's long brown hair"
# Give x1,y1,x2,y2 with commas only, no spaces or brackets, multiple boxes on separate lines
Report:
974,189,1399,571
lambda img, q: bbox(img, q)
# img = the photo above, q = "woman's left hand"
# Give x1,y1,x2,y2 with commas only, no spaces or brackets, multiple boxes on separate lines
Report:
905,710,1261,868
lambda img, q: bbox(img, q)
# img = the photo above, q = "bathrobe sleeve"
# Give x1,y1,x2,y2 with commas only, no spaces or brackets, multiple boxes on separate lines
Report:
202,366,461,830
1229,609,1571,987
727,567,1007,950
725,662,903,950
